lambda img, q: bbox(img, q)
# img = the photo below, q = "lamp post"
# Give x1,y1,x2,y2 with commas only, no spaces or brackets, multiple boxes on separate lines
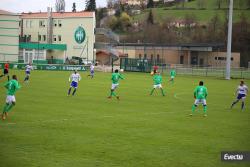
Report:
37,32,39,64
226,0,233,80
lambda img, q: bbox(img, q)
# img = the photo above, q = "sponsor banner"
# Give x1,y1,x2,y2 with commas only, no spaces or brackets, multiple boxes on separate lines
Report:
0,63,86,71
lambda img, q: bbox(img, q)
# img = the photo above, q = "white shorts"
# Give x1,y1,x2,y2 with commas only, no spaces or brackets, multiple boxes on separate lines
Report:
111,83,119,90
6,95,16,104
153,84,162,88
194,99,206,106
171,76,175,79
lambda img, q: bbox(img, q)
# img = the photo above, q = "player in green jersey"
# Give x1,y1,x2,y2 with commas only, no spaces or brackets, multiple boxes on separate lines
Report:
169,69,176,84
108,69,124,100
150,72,165,96
190,81,208,117
2,75,21,120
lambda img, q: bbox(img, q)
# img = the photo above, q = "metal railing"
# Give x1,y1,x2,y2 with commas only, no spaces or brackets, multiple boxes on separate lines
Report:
161,66,250,79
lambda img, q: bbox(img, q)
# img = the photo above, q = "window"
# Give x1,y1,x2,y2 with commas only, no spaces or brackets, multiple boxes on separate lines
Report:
157,54,160,62
38,35,41,41
58,20,62,27
58,35,62,41
144,54,147,59
54,20,57,27
43,35,46,41
30,20,33,28
28,35,31,41
219,57,228,61
26,20,29,28
215,57,218,60
151,54,154,60
39,20,45,27
231,57,234,61
180,55,184,64
53,35,57,42
139,54,142,59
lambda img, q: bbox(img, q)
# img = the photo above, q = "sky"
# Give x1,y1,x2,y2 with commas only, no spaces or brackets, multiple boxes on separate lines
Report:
0,0,107,13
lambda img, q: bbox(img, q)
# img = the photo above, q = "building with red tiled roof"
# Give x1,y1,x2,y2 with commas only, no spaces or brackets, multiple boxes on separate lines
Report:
19,9,96,64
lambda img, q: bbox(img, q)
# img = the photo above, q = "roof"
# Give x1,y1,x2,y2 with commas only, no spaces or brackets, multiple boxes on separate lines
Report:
0,9,19,16
96,50,124,57
117,43,224,48
21,11,94,19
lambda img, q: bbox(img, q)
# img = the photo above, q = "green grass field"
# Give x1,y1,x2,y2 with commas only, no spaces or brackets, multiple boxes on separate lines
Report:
0,70,249,167
133,8,250,24
133,0,250,24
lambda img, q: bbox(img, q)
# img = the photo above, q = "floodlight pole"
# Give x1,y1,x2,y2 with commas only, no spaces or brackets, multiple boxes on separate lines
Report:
226,0,233,80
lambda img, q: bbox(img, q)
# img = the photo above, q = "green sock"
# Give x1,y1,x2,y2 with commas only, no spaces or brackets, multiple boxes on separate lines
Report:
112,91,117,97
192,104,197,113
203,105,207,114
161,89,165,96
150,88,155,95
3,104,9,112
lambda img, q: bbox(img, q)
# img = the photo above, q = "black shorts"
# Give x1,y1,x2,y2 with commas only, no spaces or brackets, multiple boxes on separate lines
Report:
4,69,8,75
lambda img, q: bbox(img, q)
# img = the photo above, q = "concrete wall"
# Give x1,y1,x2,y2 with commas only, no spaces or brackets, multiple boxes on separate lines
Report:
209,52,240,68
0,14,20,62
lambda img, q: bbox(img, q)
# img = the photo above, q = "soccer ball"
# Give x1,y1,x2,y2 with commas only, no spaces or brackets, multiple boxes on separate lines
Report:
120,69,124,72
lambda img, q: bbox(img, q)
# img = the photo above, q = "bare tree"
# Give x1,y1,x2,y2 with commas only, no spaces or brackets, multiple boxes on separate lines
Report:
55,0,65,12
216,0,222,9
197,0,206,9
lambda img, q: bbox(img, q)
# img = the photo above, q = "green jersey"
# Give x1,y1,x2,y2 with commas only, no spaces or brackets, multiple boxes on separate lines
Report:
4,79,21,96
194,86,208,99
111,73,124,84
170,70,176,77
153,74,162,85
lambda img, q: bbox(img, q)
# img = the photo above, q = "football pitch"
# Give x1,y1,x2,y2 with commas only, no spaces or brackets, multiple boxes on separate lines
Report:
0,70,249,167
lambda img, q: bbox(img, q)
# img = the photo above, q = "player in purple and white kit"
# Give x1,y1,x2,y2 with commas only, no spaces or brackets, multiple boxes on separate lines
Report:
87,64,94,79
24,63,33,83
231,81,248,111
67,70,81,96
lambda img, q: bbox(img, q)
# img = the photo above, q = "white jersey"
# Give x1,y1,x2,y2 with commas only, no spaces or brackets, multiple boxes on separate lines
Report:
69,73,81,83
237,85,248,95
25,65,33,72
90,65,94,71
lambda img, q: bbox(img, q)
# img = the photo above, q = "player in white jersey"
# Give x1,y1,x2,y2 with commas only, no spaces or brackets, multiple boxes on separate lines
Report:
231,81,248,111
87,64,95,79
24,63,33,82
67,70,81,96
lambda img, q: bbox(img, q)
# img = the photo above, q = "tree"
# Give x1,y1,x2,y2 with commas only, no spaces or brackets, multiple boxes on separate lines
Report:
140,0,146,10
55,0,65,12
72,2,76,12
147,9,154,25
209,14,221,33
108,16,118,30
119,12,132,31
216,0,222,9
247,0,250,9
85,0,96,11
147,0,154,8
197,0,206,9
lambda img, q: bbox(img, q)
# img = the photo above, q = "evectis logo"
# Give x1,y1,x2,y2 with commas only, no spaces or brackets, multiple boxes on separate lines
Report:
74,26,85,44
224,154,243,160
221,152,250,162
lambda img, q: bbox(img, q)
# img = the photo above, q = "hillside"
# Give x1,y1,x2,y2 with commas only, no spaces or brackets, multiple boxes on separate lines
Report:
133,0,250,24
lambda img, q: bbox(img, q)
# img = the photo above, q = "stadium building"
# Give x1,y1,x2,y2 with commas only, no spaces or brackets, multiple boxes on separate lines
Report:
114,43,240,67
0,10,20,62
19,8,95,64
